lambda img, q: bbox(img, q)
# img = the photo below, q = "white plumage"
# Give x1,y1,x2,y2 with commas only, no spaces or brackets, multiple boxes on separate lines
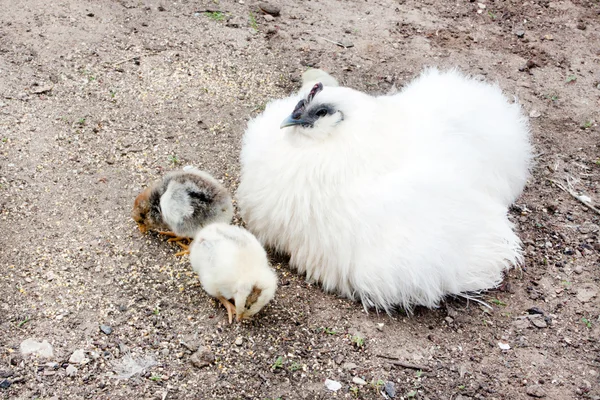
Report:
190,223,278,323
236,68,532,312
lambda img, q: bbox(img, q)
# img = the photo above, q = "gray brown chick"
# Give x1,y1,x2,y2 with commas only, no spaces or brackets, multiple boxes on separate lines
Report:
132,166,234,255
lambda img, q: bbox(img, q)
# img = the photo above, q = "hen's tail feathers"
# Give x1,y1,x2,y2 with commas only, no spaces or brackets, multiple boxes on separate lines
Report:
300,68,339,92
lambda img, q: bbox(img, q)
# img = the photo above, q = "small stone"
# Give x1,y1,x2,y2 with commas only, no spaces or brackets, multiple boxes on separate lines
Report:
340,40,354,48
32,85,53,95
529,110,541,118
498,341,511,350
574,266,583,274
45,271,56,281
45,362,59,369
0,380,10,389
526,384,546,398
515,29,525,38
477,2,486,9
263,14,274,22
576,286,598,303
20,339,54,358
65,365,78,377
352,377,367,385
445,316,454,324
225,16,243,28
384,381,396,398
342,362,357,370
324,379,342,392
190,347,214,369
69,349,86,364
579,222,599,234
180,336,200,352
0,370,13,378
576,22,586,30
100,325,113,335
234,337,243,346
376,323,384,332
259,2,281,16
529,315,548,329
118,343,129,353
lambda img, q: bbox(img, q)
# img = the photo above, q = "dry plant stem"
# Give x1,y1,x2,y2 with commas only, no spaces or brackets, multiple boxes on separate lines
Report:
550,179,600,216
389,360,431,371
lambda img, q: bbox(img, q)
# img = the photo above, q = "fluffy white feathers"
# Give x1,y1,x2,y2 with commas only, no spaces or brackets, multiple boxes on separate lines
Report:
190,223,278,321
236,68,532,312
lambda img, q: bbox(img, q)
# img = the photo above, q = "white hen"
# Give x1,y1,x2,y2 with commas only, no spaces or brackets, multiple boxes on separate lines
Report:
236,68,533,313
190,223,278,323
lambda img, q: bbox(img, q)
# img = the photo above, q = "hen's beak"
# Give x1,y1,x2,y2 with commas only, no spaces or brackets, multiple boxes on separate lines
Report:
280,114,307,129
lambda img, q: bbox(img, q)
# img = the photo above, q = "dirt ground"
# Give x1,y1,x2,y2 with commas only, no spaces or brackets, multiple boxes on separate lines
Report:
1,0,599,399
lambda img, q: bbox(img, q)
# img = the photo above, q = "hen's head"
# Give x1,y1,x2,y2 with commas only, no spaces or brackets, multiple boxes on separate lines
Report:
280,83,345,139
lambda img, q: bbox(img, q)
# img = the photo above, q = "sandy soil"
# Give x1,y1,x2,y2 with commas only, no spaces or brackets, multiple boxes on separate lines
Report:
1,0,599,399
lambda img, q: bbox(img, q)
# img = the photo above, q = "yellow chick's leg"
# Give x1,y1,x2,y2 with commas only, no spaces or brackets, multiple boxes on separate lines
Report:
217,296,236,324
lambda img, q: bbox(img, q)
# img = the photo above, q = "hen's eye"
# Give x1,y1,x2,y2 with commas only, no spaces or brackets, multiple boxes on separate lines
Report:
315,108,328,118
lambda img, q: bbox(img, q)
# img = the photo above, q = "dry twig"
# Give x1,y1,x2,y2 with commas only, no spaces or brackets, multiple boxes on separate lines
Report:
550,179,600,216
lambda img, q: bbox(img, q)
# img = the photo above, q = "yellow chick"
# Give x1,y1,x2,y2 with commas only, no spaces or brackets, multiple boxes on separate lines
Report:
190,223,278,324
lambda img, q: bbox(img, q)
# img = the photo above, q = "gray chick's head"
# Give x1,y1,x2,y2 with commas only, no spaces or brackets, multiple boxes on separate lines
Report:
280,83,345,139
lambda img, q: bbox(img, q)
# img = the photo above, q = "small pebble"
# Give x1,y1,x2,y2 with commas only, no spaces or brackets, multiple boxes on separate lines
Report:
20,339,54,358
263,14,274,22
324,379,342,392
352,377,367,385
529,315,548,329
190,347,215,369
234,337,243,346
66,365,78,377
342,362,357,370
498,341,511,350
0,370,13,378
259,2,281,16
68,349,86,364
529,110,541,118
384,381,396,398
100,325,113,335
0,380,10,389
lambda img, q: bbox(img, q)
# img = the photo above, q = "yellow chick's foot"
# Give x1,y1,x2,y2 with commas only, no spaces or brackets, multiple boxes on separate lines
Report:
217,296,236,324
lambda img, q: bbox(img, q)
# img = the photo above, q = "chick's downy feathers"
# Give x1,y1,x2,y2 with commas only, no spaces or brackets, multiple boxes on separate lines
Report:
190,223,278,323
132,167,233,238
236,67,532,312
